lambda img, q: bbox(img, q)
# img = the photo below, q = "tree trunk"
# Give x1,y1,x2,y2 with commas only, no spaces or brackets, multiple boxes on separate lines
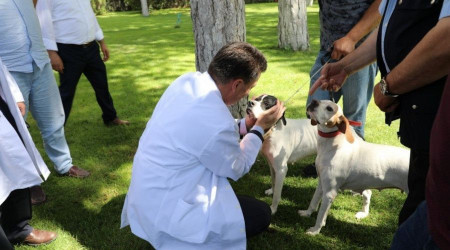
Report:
278,0,309,51
140,0,149,17
190,0,248,119
308,0,314,6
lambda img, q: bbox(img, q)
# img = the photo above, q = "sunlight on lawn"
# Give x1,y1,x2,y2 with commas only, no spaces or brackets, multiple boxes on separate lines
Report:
21,3,404,250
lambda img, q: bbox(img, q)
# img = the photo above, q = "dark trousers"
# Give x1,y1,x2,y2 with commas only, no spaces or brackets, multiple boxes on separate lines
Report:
398,149,430,226
0,189,33,248
57,42,117,124
0,97,22,142
237,195,271,238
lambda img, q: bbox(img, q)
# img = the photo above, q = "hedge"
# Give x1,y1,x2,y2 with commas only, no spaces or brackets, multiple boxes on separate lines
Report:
92,0,275,13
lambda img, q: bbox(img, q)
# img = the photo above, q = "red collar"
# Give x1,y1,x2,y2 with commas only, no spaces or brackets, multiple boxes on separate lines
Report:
317,120,361,138
349,120,362,126
318,130,341,138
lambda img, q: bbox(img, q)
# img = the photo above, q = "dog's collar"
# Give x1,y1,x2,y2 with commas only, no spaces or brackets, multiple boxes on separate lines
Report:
317,120,361,138
318,130,341,138
348,120,362,126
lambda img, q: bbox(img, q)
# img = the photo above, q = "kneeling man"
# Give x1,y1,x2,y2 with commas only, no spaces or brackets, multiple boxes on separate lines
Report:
0,57,56,249
121,42,285,250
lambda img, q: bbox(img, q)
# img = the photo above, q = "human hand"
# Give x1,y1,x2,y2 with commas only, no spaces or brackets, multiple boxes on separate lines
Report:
255,100,286,131
17,102,26,116
99,40,110,62
374,83,399,112
48,50,64,73
332,36,357,60
309,61,349,95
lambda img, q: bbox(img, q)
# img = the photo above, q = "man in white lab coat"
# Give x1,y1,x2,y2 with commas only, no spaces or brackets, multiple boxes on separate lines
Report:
121,42,285,250
0,57,57,248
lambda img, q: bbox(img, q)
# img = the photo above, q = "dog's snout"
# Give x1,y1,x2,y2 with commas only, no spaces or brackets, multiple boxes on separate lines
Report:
248,100,254,108
307,99,319,112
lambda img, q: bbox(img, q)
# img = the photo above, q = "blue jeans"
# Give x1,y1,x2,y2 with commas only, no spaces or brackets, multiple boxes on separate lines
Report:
10,62,73,174
306,50,377,138
391,201,439,250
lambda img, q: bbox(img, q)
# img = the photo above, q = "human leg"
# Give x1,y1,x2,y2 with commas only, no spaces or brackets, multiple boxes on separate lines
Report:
391,201,439,250
0,189,33,244
56,44,85,123
398,149,429,226
237,195,271,238
0,189,57,246
83,43,118,123
341,63,377,139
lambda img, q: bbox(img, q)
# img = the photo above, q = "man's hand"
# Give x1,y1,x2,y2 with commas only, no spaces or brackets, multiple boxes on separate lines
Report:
17,102,26,116
309,61,349,95
374,83,399,112
98,40,110,62
255,101,286,131
332,36,357,60
48,50,64,73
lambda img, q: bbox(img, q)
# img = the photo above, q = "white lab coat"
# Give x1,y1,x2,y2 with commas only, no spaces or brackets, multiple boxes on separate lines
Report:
0,58,50,205
121,72,263,250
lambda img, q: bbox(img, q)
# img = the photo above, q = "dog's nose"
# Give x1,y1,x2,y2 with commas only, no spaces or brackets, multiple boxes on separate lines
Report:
307,99,319,112
248,100,254,108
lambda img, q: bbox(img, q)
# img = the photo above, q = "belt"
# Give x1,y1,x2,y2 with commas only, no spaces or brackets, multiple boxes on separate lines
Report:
59,41,96,48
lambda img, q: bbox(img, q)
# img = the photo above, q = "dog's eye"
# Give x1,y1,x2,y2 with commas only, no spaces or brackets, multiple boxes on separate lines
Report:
326,106,333,112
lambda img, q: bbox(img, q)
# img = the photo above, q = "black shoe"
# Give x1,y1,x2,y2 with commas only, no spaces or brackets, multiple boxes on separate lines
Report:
302,163,318,178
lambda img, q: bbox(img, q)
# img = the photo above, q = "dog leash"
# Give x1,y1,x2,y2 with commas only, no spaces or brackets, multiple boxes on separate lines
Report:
283,57,331,106
284,46,337,106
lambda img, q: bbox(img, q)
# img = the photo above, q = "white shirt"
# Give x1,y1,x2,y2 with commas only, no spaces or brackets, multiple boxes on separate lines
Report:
121,72,263,250
0,57,50,205
36,0,104,51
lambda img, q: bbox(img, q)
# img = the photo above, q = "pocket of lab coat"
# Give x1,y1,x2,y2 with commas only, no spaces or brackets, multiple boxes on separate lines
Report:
167,199,208,243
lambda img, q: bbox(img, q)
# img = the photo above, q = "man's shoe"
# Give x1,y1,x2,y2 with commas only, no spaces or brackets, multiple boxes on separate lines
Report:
105,117,130,126
23,229,57,246
30,185,46,205
302,163,318,178
64,166,90,178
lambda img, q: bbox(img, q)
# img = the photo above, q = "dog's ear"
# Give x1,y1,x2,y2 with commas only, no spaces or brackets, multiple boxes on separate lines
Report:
310,119,318,126
337,115,354,143
281,111,287,126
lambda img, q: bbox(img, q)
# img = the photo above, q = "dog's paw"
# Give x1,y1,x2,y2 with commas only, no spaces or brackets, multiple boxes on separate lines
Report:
270,205,277,215
305,227,321,236
298,209,312,217
265,188,273,196
355,211,369,220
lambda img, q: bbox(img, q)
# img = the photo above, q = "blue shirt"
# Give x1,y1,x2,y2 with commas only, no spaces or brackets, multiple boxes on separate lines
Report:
379,0,450,73
0,0,50,73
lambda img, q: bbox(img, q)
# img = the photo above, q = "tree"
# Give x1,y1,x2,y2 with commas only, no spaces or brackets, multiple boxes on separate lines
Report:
278,0,309,51
190,0,248,118
140,0,149,16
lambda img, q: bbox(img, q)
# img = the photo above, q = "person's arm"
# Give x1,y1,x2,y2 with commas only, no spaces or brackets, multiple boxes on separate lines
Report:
386,17,450,94
2,64,26,115
331,0,382,59
35,0,64,73
90,6,109,62
374,16,450,111
199,102,285,181
309,28,378,95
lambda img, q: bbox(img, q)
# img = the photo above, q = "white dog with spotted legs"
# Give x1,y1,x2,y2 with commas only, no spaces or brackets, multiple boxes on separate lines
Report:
247,95,318,214
299,99,409,235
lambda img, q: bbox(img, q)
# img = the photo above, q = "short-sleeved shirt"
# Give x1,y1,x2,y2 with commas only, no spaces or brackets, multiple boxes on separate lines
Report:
319,0,375,51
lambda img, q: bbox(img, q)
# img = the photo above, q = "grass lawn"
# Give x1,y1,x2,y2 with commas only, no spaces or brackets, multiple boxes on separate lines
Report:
20,3,405,250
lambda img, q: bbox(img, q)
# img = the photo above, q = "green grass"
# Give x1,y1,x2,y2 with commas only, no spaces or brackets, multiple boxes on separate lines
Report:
20,3,404,249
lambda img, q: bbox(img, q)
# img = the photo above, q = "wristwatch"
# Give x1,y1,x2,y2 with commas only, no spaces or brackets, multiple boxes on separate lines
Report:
379,77,398,97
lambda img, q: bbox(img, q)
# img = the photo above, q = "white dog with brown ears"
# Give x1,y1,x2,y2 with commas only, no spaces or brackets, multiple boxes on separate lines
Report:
247,95,318,214
299,99,409,235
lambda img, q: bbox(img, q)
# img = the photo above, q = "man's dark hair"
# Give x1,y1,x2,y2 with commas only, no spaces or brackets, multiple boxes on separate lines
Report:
208,42,267,85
